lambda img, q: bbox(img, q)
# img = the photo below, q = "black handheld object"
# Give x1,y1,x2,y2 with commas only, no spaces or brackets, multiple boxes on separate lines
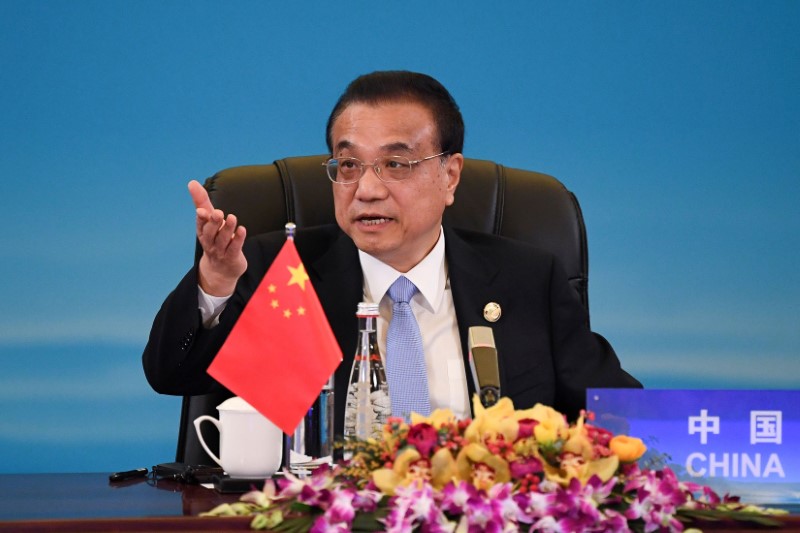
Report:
151,462,224,484
109,468,148,482
212,474,266,494
468,326,501,408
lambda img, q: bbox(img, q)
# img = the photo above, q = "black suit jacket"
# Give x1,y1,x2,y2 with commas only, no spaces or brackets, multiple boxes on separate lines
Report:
143,224,641,434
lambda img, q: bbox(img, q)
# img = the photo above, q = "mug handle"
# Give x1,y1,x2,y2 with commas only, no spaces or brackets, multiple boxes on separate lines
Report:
193,415,223,469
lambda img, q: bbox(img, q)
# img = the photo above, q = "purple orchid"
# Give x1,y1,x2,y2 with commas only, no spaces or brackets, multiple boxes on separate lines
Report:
309,517,351,533
514,489,556,522
487,482,528,526
439,481,478,514
307,489,359,532
384,482,452,530
277,464,334,500
621,467,695,532
463,494,505,533
352,487,383,513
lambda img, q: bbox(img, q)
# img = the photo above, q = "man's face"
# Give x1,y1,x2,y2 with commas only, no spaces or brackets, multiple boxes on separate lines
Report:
330,101,463,272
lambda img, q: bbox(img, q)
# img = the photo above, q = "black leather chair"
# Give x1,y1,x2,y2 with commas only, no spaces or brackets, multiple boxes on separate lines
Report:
176,154,590,465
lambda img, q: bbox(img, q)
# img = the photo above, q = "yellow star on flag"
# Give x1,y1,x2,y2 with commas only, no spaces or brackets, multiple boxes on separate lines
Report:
287,263,309,291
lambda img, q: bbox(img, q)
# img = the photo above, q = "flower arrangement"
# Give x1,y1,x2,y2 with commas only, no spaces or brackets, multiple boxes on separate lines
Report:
204,396,786,532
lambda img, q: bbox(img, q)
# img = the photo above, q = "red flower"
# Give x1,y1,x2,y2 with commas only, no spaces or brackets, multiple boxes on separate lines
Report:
517,419,539,439
406,423,439,457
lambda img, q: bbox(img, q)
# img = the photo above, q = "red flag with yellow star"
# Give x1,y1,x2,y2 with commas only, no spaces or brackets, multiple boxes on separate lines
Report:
207,237,342,434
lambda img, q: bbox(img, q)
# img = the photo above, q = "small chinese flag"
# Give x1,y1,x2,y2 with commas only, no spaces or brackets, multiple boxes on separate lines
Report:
207,237,342,434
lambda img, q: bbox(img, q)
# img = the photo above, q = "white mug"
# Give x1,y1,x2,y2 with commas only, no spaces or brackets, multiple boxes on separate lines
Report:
194,396,283,478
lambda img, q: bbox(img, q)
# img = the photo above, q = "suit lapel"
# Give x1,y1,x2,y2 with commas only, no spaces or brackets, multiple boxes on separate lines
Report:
444,227,503,412
302,229,362,366
299,229,361,434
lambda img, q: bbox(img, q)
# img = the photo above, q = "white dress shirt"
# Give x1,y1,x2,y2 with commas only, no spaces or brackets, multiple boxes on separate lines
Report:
198,227,470,419
358,229,469,419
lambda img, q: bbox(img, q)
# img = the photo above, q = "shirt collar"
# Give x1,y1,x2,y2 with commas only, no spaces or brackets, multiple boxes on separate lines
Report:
358,228,447,312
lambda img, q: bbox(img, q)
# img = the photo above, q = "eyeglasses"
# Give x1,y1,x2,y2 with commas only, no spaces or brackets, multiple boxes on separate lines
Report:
323,151,449,184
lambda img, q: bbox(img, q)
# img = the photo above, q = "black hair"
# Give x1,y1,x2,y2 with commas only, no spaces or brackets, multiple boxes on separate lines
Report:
325,70,464,155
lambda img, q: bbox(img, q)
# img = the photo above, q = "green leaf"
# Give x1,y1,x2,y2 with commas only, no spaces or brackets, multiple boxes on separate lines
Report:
350,508,390,532
273,515,315,533
679,509,784,527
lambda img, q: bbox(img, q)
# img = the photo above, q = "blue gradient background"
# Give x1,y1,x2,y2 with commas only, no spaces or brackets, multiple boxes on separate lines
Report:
1,1,798,473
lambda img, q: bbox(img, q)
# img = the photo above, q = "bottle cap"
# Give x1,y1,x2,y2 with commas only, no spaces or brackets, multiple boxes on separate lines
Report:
356,302,379,316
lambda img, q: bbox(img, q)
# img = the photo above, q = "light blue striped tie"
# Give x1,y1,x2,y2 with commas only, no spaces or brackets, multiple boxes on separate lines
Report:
386,276,431,421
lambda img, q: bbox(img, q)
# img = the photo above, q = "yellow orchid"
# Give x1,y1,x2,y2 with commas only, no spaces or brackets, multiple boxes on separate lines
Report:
562,413,594,459
455,442,511,491
464,396,519,443
541,453,619,486
514,403,569,444
410,407,458,429
372,447,457,495
429,447,459,488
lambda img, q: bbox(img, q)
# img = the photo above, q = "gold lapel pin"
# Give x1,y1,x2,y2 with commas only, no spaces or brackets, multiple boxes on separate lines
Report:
483,302,501,323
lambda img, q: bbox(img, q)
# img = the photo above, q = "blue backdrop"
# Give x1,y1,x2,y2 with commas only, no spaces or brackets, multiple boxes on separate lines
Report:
1,1,798,473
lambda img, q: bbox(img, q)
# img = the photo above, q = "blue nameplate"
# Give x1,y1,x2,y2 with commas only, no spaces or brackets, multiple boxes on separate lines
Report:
587,389,800,506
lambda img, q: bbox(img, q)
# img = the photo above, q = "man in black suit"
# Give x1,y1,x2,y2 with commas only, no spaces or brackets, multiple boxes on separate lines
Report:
143,71,640,433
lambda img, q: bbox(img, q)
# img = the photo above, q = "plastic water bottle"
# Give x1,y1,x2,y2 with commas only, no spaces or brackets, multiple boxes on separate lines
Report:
343,302,391,443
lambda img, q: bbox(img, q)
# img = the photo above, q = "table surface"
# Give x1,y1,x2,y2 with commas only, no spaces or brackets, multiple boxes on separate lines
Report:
0,472,254,532
1,472,799,532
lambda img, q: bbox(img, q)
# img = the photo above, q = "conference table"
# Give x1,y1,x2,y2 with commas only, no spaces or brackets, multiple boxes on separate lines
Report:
0,472,252,532
0,472,798,532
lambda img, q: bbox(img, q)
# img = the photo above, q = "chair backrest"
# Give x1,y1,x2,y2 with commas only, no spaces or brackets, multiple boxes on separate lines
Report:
176,154,590,465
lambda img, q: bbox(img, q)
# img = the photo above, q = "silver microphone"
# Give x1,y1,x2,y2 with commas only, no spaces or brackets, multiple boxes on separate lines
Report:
468,326,501,408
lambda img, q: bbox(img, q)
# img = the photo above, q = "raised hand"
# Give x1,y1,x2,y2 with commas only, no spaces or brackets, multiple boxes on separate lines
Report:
188,180,247,296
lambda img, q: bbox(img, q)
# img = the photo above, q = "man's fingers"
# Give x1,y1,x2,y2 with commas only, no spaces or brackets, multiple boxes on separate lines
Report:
189,181,247,292
195,208,218,238
216,213,237,240
227,225,247,253
188,180,214,211
199,212,246,253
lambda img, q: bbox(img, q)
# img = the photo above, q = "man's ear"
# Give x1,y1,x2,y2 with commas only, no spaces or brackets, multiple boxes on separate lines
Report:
444,153,464,206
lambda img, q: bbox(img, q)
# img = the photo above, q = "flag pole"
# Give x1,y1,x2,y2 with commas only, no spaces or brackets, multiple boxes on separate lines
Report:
282,221,298,473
